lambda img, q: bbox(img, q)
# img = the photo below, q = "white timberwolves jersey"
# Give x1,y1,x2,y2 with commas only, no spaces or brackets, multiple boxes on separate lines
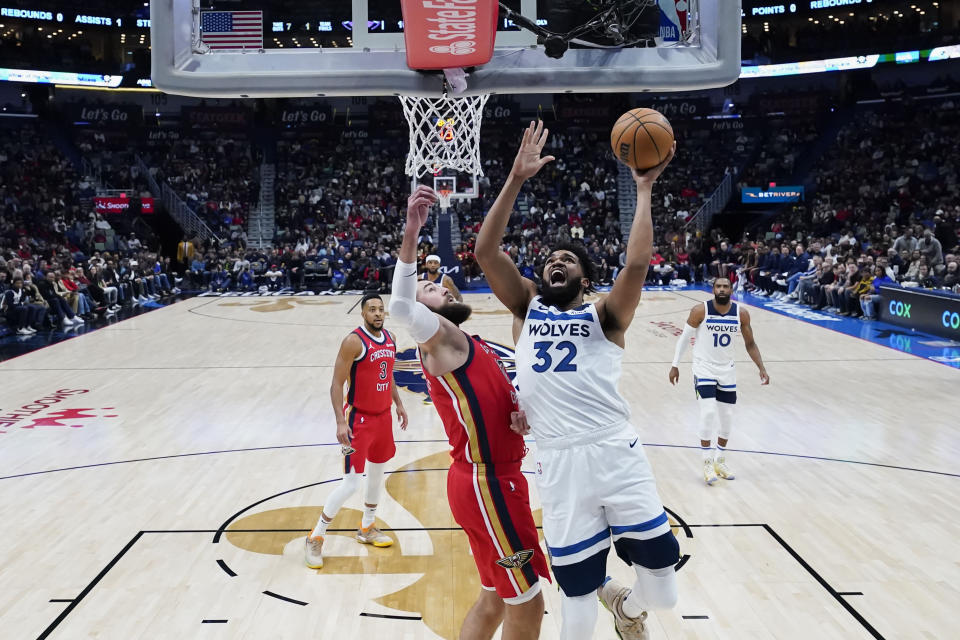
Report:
515,296,631,441
693,300,741,373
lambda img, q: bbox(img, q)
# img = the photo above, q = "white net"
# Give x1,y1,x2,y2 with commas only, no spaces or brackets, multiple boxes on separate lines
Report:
399,94,490,179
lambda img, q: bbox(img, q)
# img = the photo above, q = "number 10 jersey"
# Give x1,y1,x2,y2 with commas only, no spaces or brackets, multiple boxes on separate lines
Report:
692,300,740,384
515,296,631,442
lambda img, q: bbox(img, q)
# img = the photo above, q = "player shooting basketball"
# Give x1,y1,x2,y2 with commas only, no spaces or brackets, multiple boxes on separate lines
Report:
476,121,678,640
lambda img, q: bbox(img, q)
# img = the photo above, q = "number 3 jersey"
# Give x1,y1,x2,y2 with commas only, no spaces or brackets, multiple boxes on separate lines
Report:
692,300,741,378
346,327,396,414
515,296,631,441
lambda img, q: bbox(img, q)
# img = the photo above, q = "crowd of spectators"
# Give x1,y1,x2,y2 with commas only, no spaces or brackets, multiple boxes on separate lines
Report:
268,120,755,293
1,125,180,335
6,89,959,341
703,98,960,319
147,134,257,242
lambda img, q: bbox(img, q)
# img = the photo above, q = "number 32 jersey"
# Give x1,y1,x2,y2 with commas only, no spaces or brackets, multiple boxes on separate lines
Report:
515,296,631,441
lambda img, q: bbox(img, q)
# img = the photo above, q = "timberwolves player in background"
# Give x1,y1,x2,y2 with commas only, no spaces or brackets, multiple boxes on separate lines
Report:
669,278,769,484
476,120,679,640
305,293,408,569
390,186,549,640
422,254,462,302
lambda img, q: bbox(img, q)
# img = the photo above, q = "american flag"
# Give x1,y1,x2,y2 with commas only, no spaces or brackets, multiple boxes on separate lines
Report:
200,11,263,51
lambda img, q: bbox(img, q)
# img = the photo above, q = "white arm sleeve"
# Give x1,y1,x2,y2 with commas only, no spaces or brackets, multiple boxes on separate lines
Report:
671,323,697,367
389,259,441,344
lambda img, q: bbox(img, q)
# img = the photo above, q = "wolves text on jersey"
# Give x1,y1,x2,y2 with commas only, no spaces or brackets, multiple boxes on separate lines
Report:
526,322,591,338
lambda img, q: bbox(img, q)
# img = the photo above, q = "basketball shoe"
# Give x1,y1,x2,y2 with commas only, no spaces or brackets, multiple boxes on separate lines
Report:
356,525,393,547
598,576,650,640
304,535,324,569
703,458,718,485
714,457,735,480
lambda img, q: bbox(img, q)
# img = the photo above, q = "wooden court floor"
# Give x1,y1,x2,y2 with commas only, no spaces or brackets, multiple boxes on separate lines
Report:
1,290,956,640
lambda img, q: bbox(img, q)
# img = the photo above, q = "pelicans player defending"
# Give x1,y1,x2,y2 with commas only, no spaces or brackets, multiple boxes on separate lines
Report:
669,277,769,484
477,121,679,640
305,293,408,569
390,186,549,640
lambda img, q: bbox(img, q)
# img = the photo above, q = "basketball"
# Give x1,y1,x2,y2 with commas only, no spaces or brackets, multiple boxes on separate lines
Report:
610,108,675,170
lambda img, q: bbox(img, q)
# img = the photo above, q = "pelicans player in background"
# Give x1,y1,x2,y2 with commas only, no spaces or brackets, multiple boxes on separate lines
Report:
305,293,408,569
390,185,549,640
669,277,769,484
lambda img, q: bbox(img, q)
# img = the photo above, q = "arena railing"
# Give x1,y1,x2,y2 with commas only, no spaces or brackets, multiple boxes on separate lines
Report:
136,156,221,243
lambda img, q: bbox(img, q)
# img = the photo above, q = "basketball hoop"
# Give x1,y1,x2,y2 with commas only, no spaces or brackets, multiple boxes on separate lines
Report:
437,189,454,212
400,94,490,179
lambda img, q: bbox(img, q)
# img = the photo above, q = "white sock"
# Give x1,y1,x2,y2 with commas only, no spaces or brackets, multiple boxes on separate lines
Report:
701,444,714,462
311,514,332,539
717,444,727,461
560,593,598,640
361,506,377,529
622,566,679,617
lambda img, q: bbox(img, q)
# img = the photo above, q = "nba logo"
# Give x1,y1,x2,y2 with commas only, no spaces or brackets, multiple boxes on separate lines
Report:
656,0,687,45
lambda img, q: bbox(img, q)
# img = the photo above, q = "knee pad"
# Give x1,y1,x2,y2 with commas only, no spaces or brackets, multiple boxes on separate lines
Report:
717,400,735,439
697,396,719,441
631,565,679,610
340,471,362,494
551,548,610,597
613,532,680,571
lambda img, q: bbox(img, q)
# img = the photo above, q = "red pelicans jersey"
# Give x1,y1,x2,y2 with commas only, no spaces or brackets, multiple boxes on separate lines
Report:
421,334,525,465
346,327,396,414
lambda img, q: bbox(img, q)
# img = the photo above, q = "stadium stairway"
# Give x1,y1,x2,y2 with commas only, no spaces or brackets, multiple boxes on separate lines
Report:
248,162,276,249
617,163,637,239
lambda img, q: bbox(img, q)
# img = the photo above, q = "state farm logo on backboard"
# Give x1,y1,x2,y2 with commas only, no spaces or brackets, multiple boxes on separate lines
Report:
400,0,497,69
0,389,118,434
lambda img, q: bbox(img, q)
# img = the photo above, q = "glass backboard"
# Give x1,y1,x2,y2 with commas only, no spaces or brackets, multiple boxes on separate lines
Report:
151,1,741,98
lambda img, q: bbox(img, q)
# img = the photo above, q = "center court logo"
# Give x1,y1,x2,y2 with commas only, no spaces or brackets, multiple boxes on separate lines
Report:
394,340,517,403
223,451,687,639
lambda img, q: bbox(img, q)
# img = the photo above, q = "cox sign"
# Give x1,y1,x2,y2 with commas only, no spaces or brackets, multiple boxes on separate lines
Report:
888,300,911,318
879,286,960,339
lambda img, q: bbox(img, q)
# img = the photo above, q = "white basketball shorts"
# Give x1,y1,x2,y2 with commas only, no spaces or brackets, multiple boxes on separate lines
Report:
533,423,671,569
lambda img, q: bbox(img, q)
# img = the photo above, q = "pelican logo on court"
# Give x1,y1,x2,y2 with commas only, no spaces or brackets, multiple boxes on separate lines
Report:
496,549,534,569
393,341,517,403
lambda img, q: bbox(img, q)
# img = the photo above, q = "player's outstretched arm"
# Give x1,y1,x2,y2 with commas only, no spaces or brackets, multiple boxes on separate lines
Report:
331,333,363,447
740,308,770,385
669,304,704,385
601,142,676,338
475,121,552,318
389,186,471,375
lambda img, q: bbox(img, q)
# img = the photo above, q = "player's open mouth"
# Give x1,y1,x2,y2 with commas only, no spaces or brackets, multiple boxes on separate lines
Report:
549,268,565,284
